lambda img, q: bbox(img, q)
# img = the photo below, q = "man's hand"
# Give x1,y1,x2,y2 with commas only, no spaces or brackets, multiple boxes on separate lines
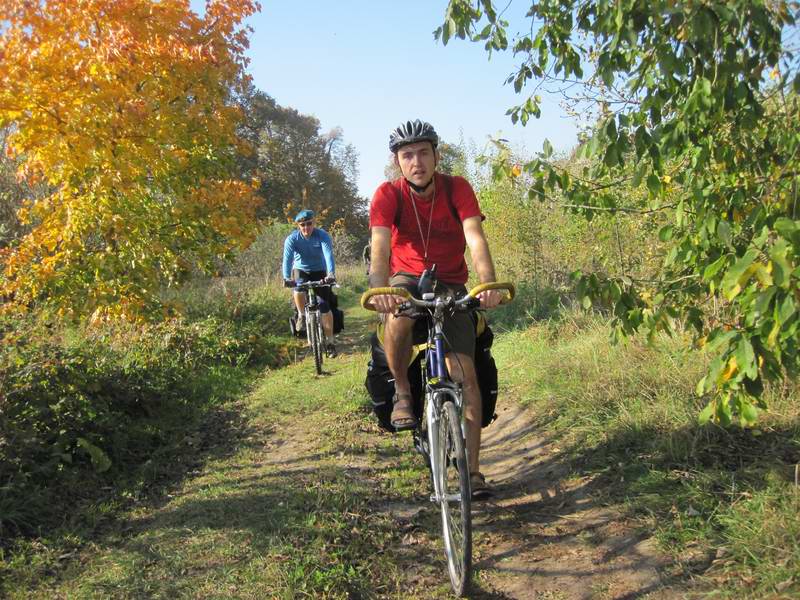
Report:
368,293,407,314
283,279,295,288
324,275,336,284
477,288,503,309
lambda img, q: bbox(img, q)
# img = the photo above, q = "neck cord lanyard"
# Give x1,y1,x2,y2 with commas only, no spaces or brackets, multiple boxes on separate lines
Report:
408,179,436,264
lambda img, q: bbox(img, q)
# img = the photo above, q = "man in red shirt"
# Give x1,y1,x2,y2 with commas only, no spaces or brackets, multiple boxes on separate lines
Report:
368,119,502,498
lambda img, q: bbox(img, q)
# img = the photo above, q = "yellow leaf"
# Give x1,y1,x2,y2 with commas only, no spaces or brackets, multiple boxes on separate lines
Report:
721,356,738,382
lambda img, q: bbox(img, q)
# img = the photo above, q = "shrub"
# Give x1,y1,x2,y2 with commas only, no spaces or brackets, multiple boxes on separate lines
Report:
0,280,291,537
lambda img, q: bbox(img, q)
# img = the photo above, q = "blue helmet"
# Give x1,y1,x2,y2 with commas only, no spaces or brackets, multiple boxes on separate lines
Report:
294,209,314,222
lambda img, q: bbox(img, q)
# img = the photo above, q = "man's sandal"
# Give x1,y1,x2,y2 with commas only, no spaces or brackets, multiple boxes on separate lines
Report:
470,471,493,500
390,393,417,431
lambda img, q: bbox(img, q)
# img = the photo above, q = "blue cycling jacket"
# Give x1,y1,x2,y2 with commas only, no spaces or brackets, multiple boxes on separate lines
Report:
282,228,335,279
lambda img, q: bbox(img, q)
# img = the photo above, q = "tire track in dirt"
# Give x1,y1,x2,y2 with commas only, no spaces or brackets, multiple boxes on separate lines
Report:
467,402,685,599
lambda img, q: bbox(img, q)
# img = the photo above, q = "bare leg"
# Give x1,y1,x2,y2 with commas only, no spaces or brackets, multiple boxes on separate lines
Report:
445,353,482,474
383,314,415,395
293,291,307,316
321,311,333,339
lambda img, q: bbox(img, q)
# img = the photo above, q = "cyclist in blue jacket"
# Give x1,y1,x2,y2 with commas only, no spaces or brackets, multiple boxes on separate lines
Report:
282,209,338,357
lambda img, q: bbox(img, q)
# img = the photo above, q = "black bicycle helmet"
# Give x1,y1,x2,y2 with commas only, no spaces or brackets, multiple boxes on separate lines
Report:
389,119,439,153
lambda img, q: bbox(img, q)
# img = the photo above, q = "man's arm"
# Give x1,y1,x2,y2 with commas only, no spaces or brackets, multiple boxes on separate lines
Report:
367,226,406,313
321,231,335,276
463,216,502,308
369,226,391,288
463,216,496,284
281,235,294,280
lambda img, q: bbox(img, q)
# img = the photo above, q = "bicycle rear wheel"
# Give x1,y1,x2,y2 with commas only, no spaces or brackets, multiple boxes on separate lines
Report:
437,400,472,596
307,311,323,375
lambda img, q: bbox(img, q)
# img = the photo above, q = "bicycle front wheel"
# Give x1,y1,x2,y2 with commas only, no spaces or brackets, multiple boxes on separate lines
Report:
307,311,323,375
436,400,472,596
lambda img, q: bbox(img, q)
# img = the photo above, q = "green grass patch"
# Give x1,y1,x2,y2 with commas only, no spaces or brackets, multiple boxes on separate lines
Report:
492,310,800,598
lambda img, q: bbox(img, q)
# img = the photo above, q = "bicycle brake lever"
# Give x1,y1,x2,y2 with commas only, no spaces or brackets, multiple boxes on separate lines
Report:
462,297,481,310
393,301,412,315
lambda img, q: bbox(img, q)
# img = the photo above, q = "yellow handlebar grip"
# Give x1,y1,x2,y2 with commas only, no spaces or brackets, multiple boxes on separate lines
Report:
467,282,516,304
360,287,412,311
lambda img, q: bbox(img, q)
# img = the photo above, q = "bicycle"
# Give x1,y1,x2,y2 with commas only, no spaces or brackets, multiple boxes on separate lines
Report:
287,278,335,375
361,279,514,596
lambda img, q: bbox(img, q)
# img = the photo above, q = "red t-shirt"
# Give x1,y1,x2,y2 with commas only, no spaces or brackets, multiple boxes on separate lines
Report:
369,173,483,284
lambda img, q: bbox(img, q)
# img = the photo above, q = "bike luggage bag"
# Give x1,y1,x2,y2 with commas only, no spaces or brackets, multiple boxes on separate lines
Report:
365,332,424,433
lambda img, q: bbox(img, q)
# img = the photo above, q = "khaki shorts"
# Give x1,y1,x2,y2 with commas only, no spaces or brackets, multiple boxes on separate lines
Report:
389,272,475,358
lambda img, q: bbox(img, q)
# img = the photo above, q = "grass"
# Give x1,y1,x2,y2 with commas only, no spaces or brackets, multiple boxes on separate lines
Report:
4,265,798,598
3,267,456,599
491,310,800,598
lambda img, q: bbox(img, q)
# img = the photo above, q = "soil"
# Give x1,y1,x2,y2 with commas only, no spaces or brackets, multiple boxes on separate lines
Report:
465,402,683,599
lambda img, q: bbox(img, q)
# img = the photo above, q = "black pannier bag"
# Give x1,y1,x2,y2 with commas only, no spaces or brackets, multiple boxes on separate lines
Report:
365,332,424,432
333,309,344,334
329,291,345,334
364,314,499,432
474,321,498,427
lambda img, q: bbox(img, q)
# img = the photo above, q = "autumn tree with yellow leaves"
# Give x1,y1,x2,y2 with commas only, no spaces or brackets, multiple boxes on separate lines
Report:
0,0,262,319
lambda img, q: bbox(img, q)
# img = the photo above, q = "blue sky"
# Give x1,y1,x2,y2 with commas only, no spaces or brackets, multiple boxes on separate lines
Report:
195,1,578,198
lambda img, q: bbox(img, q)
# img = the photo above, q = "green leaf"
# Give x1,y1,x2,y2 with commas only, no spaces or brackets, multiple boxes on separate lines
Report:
542,138,553,158
734,337,757,379
696,375,708,397
717,220,732,248
770,239,791,287
632,162,647,187
603,143,619,167
716,396,733,427
698,399,714,424
76,437,112,473
605,118,617,139
706,329,736,353
774,217,797,238
721,248,758,300
646,173,661,195
658,225,673,242
777,293,796,325
754,288,777,316
740,399,759,426
703,255,728,281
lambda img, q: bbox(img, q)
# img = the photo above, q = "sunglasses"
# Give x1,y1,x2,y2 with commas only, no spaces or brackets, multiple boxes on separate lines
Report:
298,220,314,226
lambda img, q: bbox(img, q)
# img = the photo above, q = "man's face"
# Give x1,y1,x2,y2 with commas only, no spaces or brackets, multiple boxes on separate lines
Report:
297,219,314,238
395,141,437,188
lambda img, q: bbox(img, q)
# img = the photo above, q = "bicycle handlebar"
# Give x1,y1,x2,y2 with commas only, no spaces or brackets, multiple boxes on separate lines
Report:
287,279,336,291
360,281,515,312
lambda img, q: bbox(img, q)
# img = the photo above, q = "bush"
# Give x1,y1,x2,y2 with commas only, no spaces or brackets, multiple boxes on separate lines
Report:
219,222,293,281
0,281,291,537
